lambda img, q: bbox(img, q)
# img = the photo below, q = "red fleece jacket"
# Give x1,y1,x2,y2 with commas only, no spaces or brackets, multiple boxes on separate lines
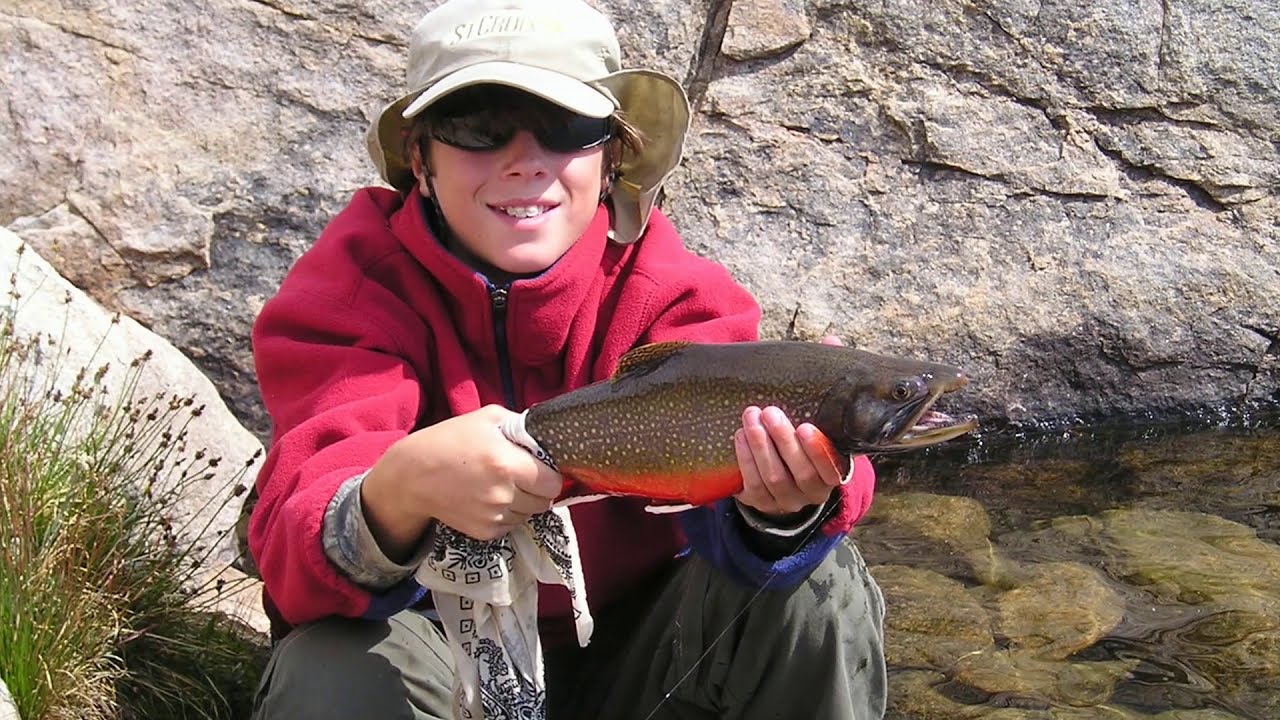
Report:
249,188,874,642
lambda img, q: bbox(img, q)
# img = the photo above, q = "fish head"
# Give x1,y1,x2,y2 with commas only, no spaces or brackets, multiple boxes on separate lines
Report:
815,352,978,453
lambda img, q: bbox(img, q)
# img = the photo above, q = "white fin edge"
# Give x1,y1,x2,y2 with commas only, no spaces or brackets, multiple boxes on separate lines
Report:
553,494,611,508
644,503,697,514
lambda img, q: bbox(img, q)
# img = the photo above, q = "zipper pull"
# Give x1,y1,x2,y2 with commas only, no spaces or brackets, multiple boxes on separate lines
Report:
490,286,508,311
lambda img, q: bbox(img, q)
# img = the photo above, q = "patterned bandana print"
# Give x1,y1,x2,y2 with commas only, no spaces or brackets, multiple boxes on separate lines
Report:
414,506,592,719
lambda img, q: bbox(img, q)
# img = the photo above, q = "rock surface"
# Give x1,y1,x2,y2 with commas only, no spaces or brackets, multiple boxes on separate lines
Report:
0,677,16,720
2,0,1276,440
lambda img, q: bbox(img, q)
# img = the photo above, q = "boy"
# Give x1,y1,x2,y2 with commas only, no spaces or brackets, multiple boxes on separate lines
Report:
248,0,886,717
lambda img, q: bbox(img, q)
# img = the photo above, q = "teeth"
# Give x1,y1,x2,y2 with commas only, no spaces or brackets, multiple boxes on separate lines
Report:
500,205,546,218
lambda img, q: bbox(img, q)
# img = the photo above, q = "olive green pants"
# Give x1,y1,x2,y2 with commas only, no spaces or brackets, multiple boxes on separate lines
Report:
251,538,886,719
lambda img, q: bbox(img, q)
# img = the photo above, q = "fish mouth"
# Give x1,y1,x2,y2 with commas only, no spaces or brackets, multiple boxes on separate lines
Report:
879,391,978,450
887,408,979,448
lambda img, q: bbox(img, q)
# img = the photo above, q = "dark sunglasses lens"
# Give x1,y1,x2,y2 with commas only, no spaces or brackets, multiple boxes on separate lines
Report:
430,107,611,153
432,113,514,150
535,115,613,153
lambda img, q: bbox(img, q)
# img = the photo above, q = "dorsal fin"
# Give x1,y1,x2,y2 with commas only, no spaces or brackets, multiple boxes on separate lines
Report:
612,341,691,380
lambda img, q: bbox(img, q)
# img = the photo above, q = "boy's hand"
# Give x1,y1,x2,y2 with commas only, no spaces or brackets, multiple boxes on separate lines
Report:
361,404,562,560
732,335,850,518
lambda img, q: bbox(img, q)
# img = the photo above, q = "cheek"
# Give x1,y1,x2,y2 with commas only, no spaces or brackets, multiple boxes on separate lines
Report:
563,155,606,199
425,146,490,205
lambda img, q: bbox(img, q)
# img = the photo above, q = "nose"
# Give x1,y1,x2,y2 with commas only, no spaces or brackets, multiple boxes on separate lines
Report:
499,130,551,177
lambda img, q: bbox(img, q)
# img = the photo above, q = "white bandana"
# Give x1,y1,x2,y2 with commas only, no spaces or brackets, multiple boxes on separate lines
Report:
414,505,592,719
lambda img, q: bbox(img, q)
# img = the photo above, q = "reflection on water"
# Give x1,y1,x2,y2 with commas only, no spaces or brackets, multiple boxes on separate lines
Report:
858,418,1280,719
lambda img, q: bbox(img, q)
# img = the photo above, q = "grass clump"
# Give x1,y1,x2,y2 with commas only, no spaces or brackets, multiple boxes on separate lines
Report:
0,248,269,719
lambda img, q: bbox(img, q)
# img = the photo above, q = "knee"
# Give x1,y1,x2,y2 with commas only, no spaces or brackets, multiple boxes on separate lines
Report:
253,615,451,720
697,537,885,641
733,538,884,634
770,540,888,693
801,537,886,629
700,540,888,715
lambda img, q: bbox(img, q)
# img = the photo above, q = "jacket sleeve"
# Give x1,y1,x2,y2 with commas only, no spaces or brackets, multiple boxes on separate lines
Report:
680,457,876,588
248,283,428,626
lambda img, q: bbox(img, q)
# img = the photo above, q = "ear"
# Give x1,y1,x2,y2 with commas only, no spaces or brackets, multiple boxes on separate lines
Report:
599,139,621,200
409,142,433,197
599,168,617,203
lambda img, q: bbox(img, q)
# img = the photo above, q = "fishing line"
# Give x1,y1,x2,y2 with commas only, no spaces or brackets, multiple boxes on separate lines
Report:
639,498,844,720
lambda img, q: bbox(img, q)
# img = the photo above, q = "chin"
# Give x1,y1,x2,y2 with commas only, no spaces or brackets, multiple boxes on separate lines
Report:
496,241,575,275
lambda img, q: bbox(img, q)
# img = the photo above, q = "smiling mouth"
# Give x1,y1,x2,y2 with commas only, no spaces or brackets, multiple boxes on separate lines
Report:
495,205,553,219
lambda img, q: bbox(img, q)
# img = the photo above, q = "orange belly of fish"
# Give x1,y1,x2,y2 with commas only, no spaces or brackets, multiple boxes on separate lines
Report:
558,463,745,506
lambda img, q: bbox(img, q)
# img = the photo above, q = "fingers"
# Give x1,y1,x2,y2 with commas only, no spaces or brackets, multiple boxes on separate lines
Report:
796,423,851,485
490,425,562,535
483,482,556,539
759,407,833,499
476,455,557,539
509,486,553,516
371,405,565,543
520,455,564,502
735,406,836,515
734,336,847,516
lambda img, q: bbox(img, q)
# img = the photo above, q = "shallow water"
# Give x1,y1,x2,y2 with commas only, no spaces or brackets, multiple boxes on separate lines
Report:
859,417,1280,719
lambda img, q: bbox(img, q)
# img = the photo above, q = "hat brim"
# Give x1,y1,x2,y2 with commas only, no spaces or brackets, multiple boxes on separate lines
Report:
367,68,690,245
367,93,418,194
597,70,690,244
404,62,618,120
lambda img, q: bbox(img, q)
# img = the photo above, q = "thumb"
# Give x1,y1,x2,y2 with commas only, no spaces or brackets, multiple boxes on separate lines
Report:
526,459,564,502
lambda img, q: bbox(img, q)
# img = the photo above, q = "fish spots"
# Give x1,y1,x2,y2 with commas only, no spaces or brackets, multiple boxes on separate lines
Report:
531,389,749,473
515,342,976,515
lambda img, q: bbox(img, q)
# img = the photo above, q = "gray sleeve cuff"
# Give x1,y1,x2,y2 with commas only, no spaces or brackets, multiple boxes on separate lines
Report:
322,473,434,591
734,500,827,537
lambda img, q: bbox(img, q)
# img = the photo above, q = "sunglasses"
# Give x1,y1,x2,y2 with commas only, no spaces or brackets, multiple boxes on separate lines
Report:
430,107,614,154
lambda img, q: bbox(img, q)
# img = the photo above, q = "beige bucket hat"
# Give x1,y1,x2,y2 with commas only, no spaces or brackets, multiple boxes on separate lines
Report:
367,0,691,245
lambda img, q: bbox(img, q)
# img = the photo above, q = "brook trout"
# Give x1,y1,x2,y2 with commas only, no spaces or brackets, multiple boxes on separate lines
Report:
513,340,977,507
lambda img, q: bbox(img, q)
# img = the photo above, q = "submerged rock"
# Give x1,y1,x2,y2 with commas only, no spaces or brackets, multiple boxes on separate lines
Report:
885,668,1237,719
1089,510,1280,611
886,670,976,720
1117,433,1280,544
1014,508,1280,715
950,649,1138,708
859,492,1008,584
871,565,992,669
877,560,1133,710
983,562,1126,660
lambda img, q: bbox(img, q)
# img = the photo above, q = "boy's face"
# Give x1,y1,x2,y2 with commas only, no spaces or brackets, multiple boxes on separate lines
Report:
413,87,611,278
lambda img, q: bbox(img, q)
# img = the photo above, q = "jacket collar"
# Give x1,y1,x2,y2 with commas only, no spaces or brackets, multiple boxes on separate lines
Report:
389,191,620,373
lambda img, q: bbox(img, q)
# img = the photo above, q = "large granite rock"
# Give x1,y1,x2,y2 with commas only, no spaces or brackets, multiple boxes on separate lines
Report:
0,677,16,720
2,0,1277,439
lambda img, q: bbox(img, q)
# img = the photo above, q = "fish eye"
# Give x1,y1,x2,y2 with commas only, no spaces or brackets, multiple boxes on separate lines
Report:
891,378,924,401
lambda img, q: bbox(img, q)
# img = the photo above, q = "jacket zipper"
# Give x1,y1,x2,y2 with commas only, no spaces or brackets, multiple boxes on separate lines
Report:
488,283,517,409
